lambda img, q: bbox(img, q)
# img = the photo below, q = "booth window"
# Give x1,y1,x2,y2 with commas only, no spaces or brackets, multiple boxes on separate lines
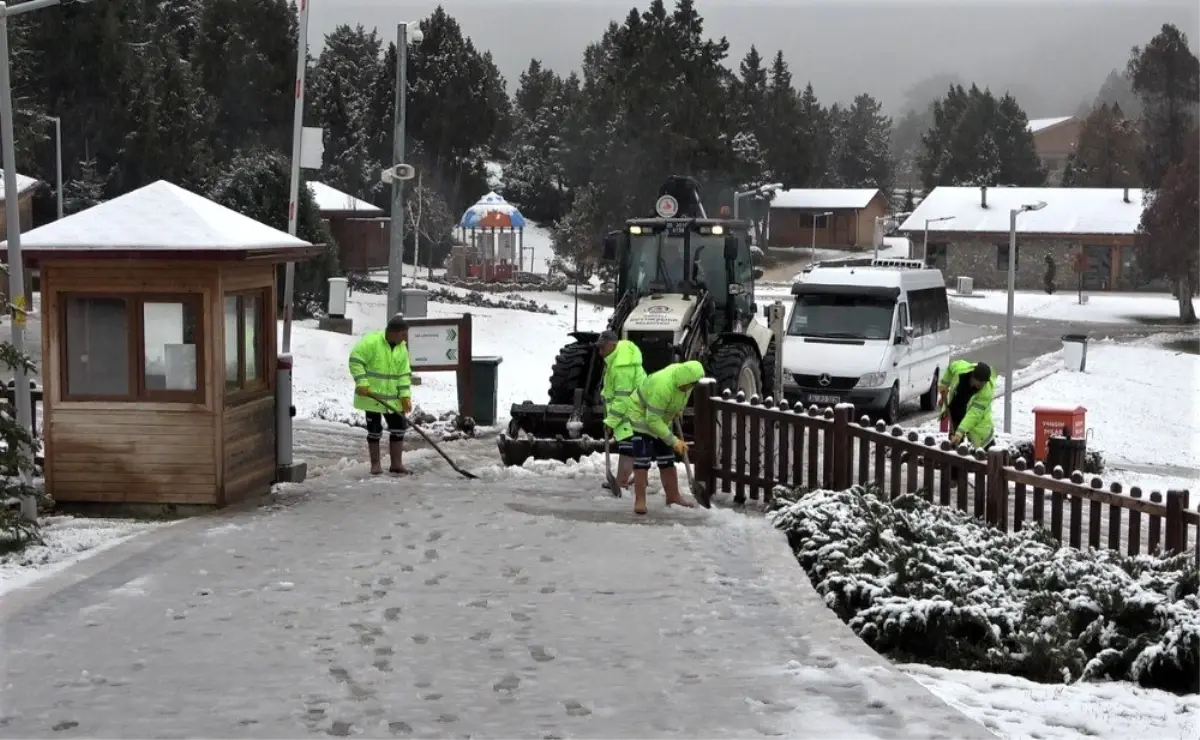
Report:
224,291,266,394
62,294,203,402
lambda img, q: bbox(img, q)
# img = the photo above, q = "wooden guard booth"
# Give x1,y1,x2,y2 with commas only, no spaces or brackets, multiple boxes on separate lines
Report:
15,180,322,511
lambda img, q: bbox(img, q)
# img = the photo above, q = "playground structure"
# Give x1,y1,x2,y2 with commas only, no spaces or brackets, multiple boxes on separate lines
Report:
451,192,529,282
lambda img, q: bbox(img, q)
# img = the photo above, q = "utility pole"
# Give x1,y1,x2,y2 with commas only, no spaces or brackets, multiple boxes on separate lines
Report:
387,22,409,319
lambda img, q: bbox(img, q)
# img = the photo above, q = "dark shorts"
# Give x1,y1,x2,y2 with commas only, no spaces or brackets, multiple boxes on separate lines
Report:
630,434,678,470
365,411,407,441
616,440,635,457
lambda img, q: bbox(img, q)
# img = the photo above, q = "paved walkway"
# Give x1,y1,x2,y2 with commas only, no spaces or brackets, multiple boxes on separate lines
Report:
0,442,992,739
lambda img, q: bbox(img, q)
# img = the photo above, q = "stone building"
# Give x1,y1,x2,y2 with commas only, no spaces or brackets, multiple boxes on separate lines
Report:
897,186,1151,291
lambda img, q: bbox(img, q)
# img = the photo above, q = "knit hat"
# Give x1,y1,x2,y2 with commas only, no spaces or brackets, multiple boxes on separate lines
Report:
595,329,619,346
386,313,408,333
972,362,992,382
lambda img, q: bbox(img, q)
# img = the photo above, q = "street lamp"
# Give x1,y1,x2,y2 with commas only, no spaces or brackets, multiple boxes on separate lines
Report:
810,211,832,260
1003,200,1047,434
1,0,92,522
922,215,955,263
733,182,782,220
385,21,424,319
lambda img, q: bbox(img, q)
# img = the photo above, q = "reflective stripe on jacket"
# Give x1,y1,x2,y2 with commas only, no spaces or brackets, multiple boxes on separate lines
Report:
602,340,646,441
349,331,413,413
629,360,706,445
938,359,996,447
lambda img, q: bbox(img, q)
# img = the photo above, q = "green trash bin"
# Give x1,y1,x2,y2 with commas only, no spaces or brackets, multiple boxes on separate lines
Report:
471,356,503,426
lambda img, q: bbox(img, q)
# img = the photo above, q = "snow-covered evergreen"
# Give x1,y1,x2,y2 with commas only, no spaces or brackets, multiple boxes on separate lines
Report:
769,485,1199,694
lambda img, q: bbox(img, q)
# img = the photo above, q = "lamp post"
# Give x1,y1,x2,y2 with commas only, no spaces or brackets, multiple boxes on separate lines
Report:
1,0,91,522
385,21,424,319
732,182,782,220
922,215,955,263
810,211,832,260
1003,200,1047,434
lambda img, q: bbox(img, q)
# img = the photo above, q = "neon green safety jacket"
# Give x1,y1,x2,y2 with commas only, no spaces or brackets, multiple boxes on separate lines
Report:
348,331,413,413
629,360,706,445
938,359,996,447
601,340,647,441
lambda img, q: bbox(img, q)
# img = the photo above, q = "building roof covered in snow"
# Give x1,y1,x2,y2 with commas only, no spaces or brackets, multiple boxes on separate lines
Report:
770,188,885,211
7,180,321,262
1027,116,1075,134
0,169,43,201
459,191,526,229
897,186,1146,236
308,181,384,215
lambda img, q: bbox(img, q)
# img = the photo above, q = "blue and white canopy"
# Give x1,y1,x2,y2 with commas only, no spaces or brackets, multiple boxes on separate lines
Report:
458,191,526,229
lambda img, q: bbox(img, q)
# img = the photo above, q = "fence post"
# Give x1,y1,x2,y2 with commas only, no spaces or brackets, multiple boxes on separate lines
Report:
831,404,852,490
693,379,718,498
1164,490,1186,555
985,448,1008,529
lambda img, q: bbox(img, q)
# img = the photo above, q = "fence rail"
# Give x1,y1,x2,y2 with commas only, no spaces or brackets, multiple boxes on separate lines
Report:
691,379,1197,563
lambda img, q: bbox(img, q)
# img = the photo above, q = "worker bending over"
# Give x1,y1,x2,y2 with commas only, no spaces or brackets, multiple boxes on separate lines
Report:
597,330,645,491
348,314,414,475
938,360,997,449
627,360,704,515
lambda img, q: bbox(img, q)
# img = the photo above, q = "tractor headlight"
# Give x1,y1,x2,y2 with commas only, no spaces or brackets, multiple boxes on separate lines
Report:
857,372,888,388
629,225,644,235
710,225,724,235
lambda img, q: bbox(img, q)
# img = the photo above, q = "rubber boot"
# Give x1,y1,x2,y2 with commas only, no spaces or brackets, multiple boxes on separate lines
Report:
633,470,649,515
389,439,408,474
368,441,383,475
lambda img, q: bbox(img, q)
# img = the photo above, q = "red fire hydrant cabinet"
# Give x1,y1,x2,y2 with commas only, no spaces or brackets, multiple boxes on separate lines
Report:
1032,406,1087,461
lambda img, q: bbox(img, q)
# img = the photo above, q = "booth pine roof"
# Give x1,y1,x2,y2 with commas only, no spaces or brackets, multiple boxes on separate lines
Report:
4,180,315,253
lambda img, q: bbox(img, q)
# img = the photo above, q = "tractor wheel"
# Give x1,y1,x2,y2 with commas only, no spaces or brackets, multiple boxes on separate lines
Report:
547,340,597,405
709,343,763,400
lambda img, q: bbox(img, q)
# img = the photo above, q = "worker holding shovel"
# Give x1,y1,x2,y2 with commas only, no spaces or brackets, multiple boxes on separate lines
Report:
627,360,704,515
349,314,414,475
597,330,645,492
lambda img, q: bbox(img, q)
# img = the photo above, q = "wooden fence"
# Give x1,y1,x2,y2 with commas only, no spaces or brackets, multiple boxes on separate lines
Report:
691,379,1198,563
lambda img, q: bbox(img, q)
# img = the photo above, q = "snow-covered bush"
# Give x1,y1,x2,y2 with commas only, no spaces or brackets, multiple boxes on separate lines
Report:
769,485,1199,694
1004,439,1106,475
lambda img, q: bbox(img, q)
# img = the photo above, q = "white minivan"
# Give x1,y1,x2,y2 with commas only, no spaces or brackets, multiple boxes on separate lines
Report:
779,259,951,423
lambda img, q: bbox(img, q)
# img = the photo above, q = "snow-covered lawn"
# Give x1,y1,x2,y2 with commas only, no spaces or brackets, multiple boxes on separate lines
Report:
950,290,1190,325
289,286,608,427
1,516,168,598
903,663,1200,740
920,339,1199,489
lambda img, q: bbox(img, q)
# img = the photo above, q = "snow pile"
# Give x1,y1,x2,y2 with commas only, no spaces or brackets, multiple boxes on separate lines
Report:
1,515,167,597
768,486,1199,693
949,290,1187,325
903,662,1200,740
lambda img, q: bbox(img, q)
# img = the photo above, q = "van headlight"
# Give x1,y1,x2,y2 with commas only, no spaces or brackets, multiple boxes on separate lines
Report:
856,372,888,388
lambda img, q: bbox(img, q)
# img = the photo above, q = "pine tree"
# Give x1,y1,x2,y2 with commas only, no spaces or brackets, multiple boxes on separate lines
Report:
830,93,893,193
919,85,1046,189
1136,130,1198,322
799,84,832,186
1060,103,1139,187
1093,69,1141,118
64,157,108,214
1127,23,1200,188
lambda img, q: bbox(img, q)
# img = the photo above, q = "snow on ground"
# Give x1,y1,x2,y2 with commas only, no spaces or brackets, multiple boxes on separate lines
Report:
950,290,1189,325
0,516,169,598
903,663,1200,740
919,339,1200,492
289,287,607,427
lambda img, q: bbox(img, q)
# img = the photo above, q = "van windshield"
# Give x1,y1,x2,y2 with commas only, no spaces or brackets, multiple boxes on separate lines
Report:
788,294,896,341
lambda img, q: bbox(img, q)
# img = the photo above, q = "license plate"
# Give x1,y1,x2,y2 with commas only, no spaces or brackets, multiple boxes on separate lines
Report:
805,394,839,406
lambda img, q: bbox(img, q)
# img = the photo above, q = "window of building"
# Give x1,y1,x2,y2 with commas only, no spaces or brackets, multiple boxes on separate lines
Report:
996,244,1020,271
925,243,947,271
62,294,203,402
224,291,267,394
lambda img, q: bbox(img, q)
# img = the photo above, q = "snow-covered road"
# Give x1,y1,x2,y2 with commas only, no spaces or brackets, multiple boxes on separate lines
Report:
0,443,991,739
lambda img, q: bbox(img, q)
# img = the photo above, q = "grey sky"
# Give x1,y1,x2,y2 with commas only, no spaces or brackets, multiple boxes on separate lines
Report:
308,0,1200,116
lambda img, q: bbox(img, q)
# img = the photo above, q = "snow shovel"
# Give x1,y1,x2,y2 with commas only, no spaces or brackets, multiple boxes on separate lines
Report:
601,428,622,497
369,395,479,480
674,419,709,508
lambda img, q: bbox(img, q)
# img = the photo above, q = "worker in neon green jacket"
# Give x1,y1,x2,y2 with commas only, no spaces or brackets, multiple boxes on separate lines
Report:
597,330,646,492
937,359,996,448
349,314,414,475
627,360,705,515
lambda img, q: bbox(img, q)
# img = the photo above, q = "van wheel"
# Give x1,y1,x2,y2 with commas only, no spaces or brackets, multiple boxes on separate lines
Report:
883,384,901,424
919,370,938,411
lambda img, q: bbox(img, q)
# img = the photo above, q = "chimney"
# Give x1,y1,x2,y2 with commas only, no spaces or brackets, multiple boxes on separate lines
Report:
980,186,988,209
1123,187,1130,203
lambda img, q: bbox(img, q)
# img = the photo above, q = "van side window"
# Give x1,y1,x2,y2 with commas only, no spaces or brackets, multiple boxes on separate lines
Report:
908,287,950,335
